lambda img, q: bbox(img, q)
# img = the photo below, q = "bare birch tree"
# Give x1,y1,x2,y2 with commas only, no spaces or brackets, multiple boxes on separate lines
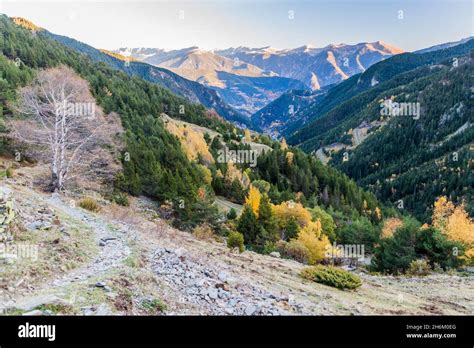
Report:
9,65,121,191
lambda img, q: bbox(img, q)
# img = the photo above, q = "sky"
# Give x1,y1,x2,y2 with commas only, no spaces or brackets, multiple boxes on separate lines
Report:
0,0,472,51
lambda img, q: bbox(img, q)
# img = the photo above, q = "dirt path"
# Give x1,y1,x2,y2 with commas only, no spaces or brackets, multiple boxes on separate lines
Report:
0,188,132,313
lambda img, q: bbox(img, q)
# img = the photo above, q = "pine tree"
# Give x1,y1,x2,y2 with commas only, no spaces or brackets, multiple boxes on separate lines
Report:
237,205,259,245
257,194,278,243
284,217,299,240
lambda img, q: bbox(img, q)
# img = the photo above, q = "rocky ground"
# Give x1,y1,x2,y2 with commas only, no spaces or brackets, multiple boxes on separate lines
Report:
0,165,473,316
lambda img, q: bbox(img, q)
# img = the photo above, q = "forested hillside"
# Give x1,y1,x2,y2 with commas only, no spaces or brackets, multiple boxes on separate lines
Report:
285,40,473,222
251,89,325,136
286,39,474,142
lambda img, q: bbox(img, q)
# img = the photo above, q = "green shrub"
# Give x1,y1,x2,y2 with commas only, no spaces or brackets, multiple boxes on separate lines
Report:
262,241,276,254
415,227,465,270
227,208,237,220
227,231,244,253
372,222,465,274
371,220,418,274
5,167,14,178
337,216,380,253
112,192,129,206
140,298,166,314
300,265,362,290
406,259,431,276
78,197,101,212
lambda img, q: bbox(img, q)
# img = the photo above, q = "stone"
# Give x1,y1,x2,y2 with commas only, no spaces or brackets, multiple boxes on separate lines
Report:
245,305,257,316
218,271,229,282
175,248,187,258
16,295,69,312
0,186,12,199
215,283,230,291
269,252,281,258
26,221,43,231
22,309,43,316
95,303,112,315
105,293,117,300
208,288,218,300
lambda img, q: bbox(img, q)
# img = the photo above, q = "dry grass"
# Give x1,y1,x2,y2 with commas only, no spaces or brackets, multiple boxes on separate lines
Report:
78,197,101,212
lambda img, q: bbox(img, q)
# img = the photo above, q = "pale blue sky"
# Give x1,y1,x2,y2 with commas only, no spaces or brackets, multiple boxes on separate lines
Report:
1,0,472,51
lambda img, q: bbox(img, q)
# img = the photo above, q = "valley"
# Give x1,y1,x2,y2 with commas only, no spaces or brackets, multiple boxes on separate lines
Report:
0,12,472,320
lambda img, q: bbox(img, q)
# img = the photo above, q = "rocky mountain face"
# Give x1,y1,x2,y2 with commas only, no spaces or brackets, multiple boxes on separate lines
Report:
117,46,276,84
217,41,403,90
116,46,306,116
41,33,250,126
116,41,401,118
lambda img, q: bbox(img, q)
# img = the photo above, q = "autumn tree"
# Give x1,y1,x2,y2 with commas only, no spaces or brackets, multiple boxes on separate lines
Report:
381,217,404,239
245,185,261,217
11,66,117,191
244,128,251,143
309,206,336,241
295,220,330,264
272,201,312,230
432,196,455,232
433,197,474,262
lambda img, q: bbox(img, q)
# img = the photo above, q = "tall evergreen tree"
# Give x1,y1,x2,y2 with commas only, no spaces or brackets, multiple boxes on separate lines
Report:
237,205,259,245
257,193,278,243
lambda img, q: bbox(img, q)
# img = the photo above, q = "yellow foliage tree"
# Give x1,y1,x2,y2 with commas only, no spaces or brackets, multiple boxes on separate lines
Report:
280,138,288,150
245,185,261,217
272,201,312,229
446,205,474,244
198,165,212,186
446,204,474,261
374,207,382,221
165,121,214,164
225,161,243,183
381,217,403,239
432,196,455,232
244,129,251,143
286,151,294,165
295,220,330,264
432,197,474,263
